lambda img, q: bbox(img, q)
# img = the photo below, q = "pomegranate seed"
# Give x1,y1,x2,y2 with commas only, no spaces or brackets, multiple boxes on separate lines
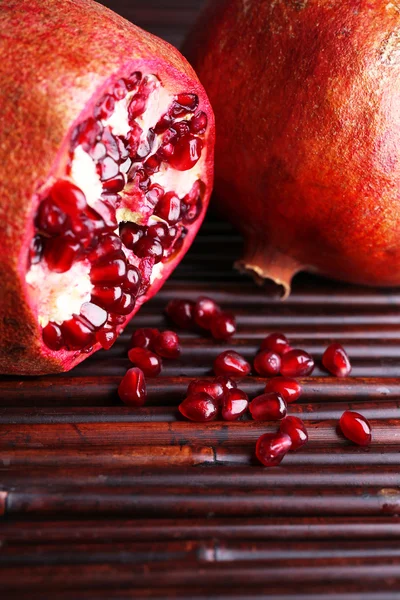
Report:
249,392,287,421
96,94,115,119
181,198,202,224
80,302,108,329
45,233,80,273
179,393,218,422
253,351,281,377
73,117,103,150
280,416,308,451
339,411,372,446
187,379,225,401
155,192,181,224
214,375,237,393
128,93,148,120
169,134,203,171
213,350,251,377
190,111,208,134
144,154,161,174
102,127,122,162
194,296,221,330
165,299,195,329
119,222,144,250
118,367,147,407
261,332,290,355
256,432,292,467
89,234,122,262
51,179,88,215
125,71,142,91
113,292,135,315
210,312,236,340
171,121,190,140
36,199,67,235
42,322,64,351
91,286,123,310
123,266,141,294
102,174,125,193
135,130,155,160
134,237,163,263
147,223,170,248
93,201,118,231
176,93,199,112
98,156,120,182
61,316,95,350
91,257,127,285
322,343,352,377
128,347,162,377
157,142,175,161
265,377,302,404
154,331,181,359
131,328,160,351
280,349,314,377
113,79,128,100
96,328,118,350
221,389,249,421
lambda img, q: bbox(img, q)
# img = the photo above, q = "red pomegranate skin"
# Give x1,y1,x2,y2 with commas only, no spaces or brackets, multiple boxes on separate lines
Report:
0,0,214,374
186,0,400,296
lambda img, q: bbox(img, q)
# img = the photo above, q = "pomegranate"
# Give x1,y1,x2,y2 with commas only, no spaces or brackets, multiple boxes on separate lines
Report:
186,1,400,295
153,331,181,359
0,0,214,375
118,367,147,407
179,392,218,422
280,349,314,378
249,392,287,421
187,378,225,401
213,350,251,377
130,328,159,351
165,299,195,329
253,350,281,377
127,347,162,377
322,343,352,378
210,312,237,341
193,296,220,330
264,377,302,404
280,416,308,451
261,333,290,356
221,389,249,421
339,411,372,447
255,432,292,468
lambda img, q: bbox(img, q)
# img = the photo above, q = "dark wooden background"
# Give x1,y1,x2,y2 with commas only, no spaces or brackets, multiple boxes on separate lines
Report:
2,1,400,598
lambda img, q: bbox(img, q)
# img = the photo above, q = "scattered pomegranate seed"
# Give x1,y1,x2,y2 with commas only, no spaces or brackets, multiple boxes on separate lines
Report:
322,343,352,377
130,328,159,351
154,330,181,359
179,392,218,422
165,299,195,329
261,332,290,355
187,379,225,401
253,350,281,377
210,312,236,340
264,377,302,404
339,410,372,446
221,389,249,421
249,392,287,421
118,367,147,407
213,350,251,377
194,296,221,330
128,347,162,377
280,416,308,451
214,375,237,393
280,349,314,377
255,432,292,467
42,322,64,351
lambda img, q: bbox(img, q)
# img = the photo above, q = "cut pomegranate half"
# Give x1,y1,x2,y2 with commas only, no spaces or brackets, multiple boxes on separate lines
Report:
0,0,215,375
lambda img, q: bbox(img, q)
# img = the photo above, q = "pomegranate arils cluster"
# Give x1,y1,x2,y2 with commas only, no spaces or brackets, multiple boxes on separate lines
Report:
29,71,209,355
166,296,236,340
180,375,246,422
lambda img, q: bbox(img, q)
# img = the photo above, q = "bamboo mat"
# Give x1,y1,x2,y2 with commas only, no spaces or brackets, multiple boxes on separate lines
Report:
2,1,400,597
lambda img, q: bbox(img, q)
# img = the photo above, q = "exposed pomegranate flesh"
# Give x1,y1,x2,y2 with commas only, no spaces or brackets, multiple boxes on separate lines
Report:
322,343,352,377
118,367,147,407
193,296,221,330
339,411,372,446
213,350,251,377
249,392,287,421
165,299,196,329
1,2,215,375
179,392,218,422
280,349,315,378
130,328,160,351
264,377,302,404
128,347,162,377
187,378,225,401
221,389,249,421
255,432,292,467
280,416,308,451
210,312,237,341
253,350,281,377
261,333,291,355
153,331,181,359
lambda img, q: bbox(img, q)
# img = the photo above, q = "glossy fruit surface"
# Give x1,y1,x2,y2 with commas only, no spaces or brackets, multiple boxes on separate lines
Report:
339,410,372,446
179,392,218,422
154,331,181,359
249,392,287,421
213,350,251,377
322,343,352,377
255,432,292,467
280,349,314,378
280,416,308,451
264,377,302,404
127,347,162,377
253,350,281,377
221,388,249,421
261,333,290,355
187,378,225,401
118,367,147,407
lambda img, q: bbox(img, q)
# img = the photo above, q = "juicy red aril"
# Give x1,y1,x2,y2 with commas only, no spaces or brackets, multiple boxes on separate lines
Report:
169,134,203,171
118,367,147,407
113,79,128,100
261,332,290,355
45,233,80,273
171,121,190,139
128,347,162,377
131,328,160,351
91,257,127,285
249,392,287,421
154,331,181,359
210,313,236,340
194,296,221,330
61,316,95,350
176,93,199,112
214,375,237,393
155,192,181,224
134,237,163,263
280,416,308,451
91,286,122,310
222,389,249,421
265,377,302,404
256,432,292,468
179,393,218,422
89,234,122,262
144,154,161,174
322,343,352,377
157,143,175,161
213,351,251,377
128,92,148,120
113,292,135,315
147,223,170,249
165,299,195,329
190,111,208,135
253,351,281,377
36,199,67,235
72,117,103,150
339,411,372,446
125,71,142,92
80,302,108,329
123,266,141,294
96,94,115,119
102,174,125,193
280,349,315,377
96,328,118,350
187,379,225,401
98,156,119,182
119,222,144,250
42,322,64,351
102,127,122,161
51,179,87,216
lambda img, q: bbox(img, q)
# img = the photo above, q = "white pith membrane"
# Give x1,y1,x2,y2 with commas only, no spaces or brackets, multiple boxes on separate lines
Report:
26,72,208,352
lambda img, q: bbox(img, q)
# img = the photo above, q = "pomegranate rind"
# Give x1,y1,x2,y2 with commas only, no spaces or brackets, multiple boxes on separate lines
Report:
0,0,214,375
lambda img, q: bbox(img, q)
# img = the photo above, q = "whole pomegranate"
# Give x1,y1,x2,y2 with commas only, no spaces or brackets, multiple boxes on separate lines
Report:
0,0,214,374
186,0,400,296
